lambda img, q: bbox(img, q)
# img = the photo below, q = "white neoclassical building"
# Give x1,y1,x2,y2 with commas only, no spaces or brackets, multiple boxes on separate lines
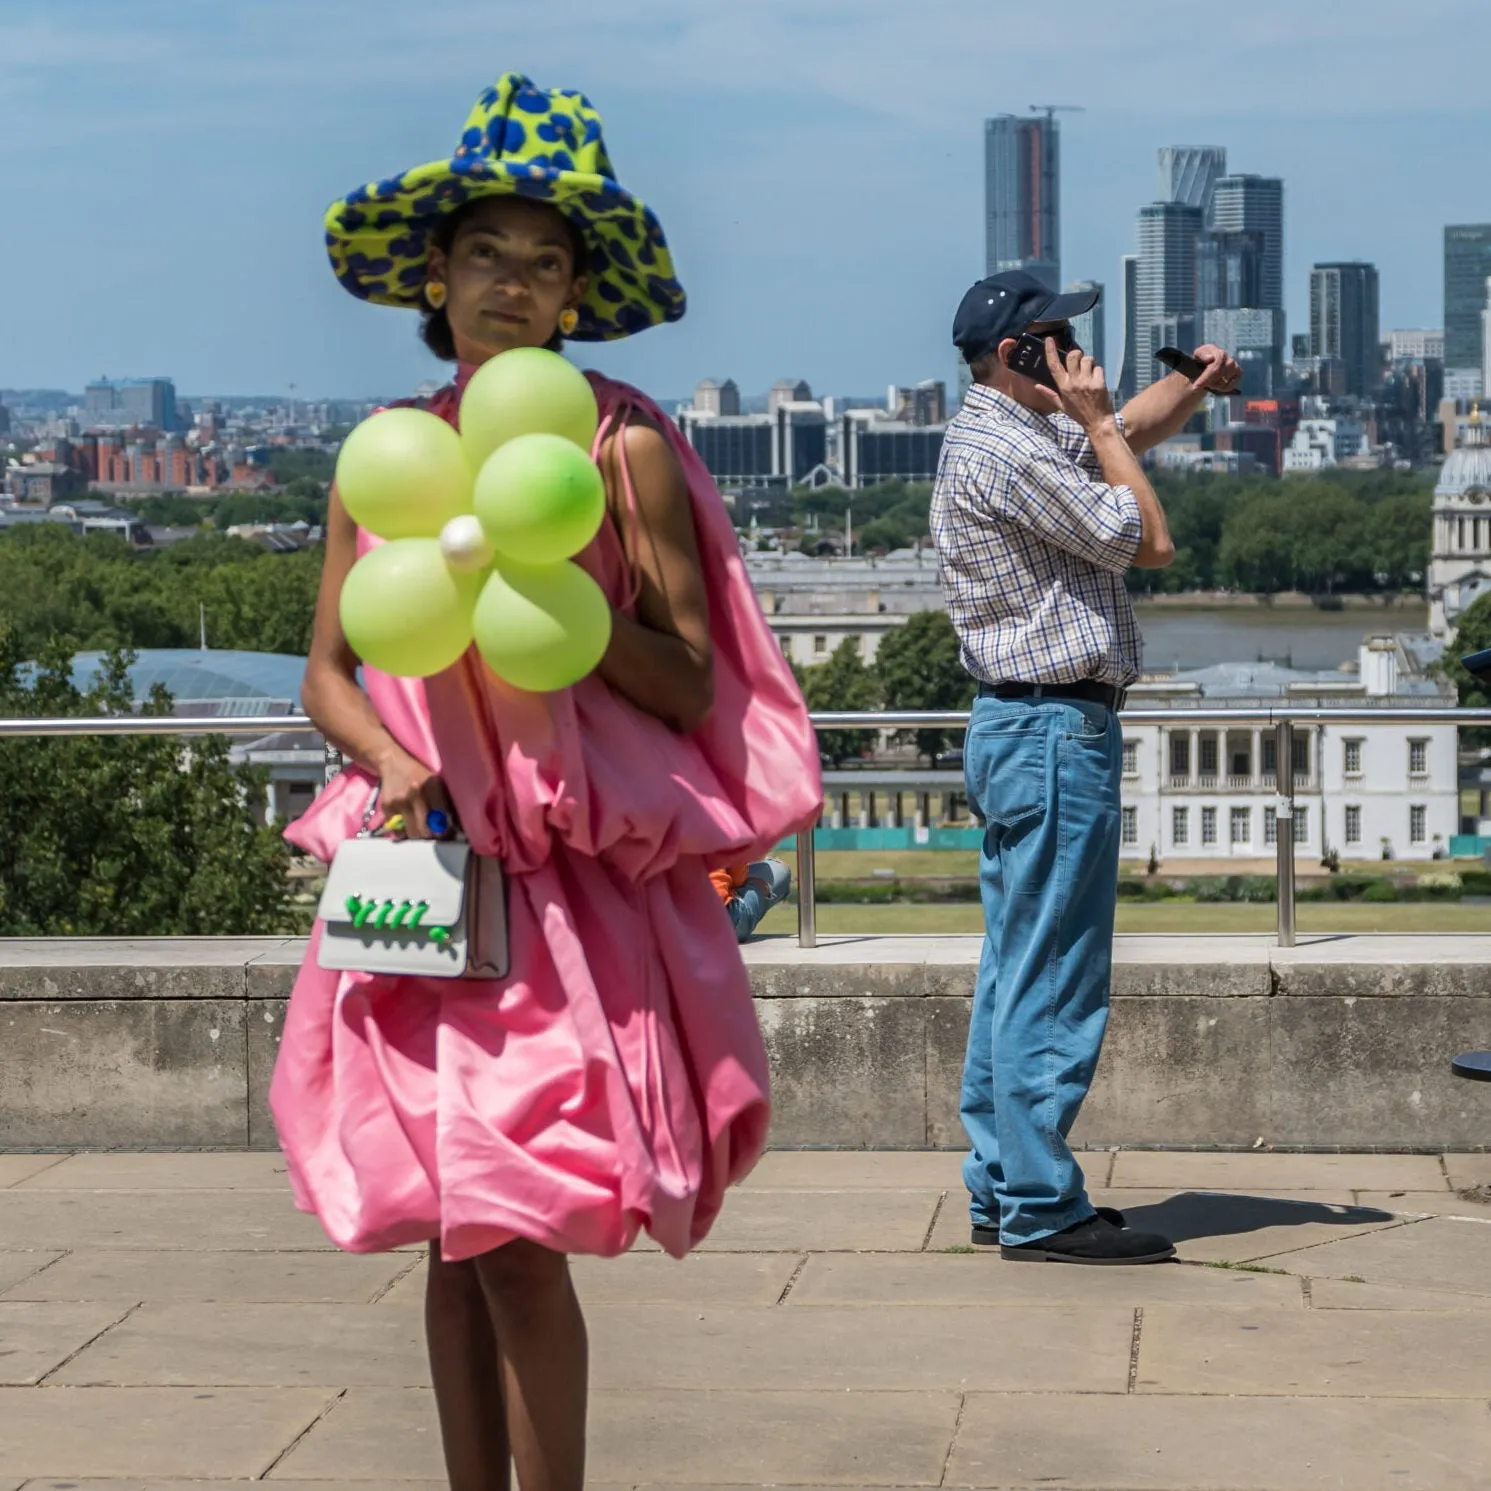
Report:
1429,411,1491,642
1118,637,1460,864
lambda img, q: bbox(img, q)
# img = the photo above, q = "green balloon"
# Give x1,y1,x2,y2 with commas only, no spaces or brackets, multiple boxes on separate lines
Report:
472,559,613,693
340,538,481,678
474,433,607,565
460,347,600,469
335,407,473,541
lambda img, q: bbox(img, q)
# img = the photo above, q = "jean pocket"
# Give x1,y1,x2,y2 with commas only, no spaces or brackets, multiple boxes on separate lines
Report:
966,722,1049,829
1063,701,1113,742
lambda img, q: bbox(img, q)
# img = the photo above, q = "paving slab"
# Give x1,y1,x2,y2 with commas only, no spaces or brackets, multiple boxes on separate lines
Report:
1309,1277,1491,1311
946,1392,1491,1490
1356,1188,1491,1217
0,1301,131,1385
569,1252,800,1308
3,1249,412,1304
0,1157,67,1189
691,1188,942,1252
51,1303,427,1387
1264,1215,1491,1295
1137,1302,1491,1396
0,1191,335,1251
790,1251,1304,1309
1110,1150,1449,1192
0,1251,62,1294
585,1302,1132,1393
0,1385,335,1477
19,1153,290,1191
276,1385,963,1486
744,1149,965,1190
22,1483,449,1491
1444,1152,1491,1191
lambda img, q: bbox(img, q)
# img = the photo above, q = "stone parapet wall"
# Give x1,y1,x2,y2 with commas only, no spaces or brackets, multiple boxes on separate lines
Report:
1,936,1487,1151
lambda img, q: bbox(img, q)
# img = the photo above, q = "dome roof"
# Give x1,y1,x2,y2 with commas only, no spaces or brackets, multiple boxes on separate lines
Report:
1436,415,1491,496
66,649,306,714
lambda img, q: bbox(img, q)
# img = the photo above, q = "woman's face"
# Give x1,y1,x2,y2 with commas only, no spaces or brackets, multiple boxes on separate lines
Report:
426,197,586,363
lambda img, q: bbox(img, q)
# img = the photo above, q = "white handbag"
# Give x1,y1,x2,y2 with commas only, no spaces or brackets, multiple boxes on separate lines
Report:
316,792,509,980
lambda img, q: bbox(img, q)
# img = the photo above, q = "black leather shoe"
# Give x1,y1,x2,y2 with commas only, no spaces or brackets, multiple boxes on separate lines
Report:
1000,1214,1175,1265
970,1206,1126,1248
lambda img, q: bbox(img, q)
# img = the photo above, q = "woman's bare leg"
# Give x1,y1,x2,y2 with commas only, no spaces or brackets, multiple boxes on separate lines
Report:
472,1239,588,1491
425,1247,510,1491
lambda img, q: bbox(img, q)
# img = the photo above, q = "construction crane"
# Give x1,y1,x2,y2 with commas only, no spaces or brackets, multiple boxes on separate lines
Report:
1028,104,1086,121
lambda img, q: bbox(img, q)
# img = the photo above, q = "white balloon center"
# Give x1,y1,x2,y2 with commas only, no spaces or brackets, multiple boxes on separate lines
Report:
439,514,495,572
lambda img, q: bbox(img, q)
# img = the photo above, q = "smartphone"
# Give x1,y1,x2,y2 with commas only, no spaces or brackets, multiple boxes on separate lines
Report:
1462,647,1491,684
1007,332,1062,391
1155,345,1208,382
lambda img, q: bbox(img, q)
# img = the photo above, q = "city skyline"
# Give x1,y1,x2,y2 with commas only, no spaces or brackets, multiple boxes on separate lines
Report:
4,0,1490,399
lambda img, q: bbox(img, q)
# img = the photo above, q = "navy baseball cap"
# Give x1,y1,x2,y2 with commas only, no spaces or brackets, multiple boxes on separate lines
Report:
952,271,1101,363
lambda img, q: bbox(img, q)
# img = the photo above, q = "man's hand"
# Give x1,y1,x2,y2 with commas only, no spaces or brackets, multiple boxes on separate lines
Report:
1188,344,1242,395
1043,337,1116,432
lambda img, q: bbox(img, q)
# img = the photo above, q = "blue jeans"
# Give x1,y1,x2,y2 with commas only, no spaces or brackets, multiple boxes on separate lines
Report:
960,693,1123,1245
726,884,771,942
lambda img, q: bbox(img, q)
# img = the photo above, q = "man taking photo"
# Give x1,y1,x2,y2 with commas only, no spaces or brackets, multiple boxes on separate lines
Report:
931,271,1240,1264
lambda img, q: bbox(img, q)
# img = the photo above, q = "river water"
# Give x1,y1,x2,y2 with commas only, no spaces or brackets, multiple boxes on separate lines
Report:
1134,603,1430,674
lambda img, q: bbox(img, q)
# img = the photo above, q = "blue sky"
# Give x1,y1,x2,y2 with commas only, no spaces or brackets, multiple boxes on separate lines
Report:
3,0,1489,402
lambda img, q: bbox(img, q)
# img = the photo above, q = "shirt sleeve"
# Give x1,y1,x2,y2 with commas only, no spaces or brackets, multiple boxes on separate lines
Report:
1049,412,1126,478
962,429,1142,574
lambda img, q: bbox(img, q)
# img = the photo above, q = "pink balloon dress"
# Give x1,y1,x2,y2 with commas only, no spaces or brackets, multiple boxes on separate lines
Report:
269,369,822,1262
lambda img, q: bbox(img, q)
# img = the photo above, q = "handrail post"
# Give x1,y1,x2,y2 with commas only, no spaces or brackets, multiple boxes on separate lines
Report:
1275,718,1297,948
797,822,818,949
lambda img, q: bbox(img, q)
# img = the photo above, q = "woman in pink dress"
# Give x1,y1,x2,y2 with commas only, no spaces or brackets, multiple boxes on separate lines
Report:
271,74,821,1490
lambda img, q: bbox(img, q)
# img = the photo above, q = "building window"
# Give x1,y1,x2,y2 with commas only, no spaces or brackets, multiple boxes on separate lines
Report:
1408,739,1428,777
1294,807,1308,843
1262,737,1277,775
1345,805,1362,844
1172,806,1189,846
1344,739,1363,776
1169,735,1190,777
1265,812,1277,846
1410,805,1427,844
1201,806,1218,845
1230,807,1251,846
1122,741,1139,776
813,634,827,656
1121,806,1138,845
1199,736,1218,776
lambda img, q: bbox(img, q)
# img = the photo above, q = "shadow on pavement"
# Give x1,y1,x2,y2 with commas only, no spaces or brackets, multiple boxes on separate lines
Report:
1119,1191,1394,1245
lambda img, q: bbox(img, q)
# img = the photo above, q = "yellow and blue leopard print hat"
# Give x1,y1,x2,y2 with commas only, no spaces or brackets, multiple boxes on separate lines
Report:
324,73,685,341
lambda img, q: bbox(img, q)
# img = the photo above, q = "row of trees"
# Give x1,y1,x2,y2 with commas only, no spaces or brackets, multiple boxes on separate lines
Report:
0,632,292,936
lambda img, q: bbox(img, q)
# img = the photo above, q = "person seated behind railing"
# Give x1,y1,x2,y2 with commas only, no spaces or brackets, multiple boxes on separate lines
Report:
710,859,792,942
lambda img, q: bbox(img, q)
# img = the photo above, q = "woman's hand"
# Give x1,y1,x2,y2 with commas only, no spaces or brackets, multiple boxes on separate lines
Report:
372,746,449,838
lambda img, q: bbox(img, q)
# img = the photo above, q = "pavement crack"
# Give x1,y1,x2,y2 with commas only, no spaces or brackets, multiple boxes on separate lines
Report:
921,1190,948,1251
937,1390,967,1487
775,1253,809,1305
257,1386,348,1480
35,1299,141,1385
368,1251,424,1303
1126,1306,1144,1394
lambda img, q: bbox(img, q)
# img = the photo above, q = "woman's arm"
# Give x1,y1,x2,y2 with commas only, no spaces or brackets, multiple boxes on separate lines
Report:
595,420,714,734
302,491,446,835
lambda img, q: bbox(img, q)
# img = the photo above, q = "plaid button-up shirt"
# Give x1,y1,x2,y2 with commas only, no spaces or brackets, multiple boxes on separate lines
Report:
930,384,1144,688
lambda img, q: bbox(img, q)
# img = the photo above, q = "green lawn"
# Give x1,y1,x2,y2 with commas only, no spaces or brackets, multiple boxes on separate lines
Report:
789,902,1491,936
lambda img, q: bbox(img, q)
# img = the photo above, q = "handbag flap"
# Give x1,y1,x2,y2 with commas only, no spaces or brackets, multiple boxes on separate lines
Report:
318,839,469,927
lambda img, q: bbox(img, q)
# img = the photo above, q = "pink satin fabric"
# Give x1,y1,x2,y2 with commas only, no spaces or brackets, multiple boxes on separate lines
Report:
269,370,822,1261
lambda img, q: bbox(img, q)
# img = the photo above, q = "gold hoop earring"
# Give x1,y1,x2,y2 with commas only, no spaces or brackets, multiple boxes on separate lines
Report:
558,307,579,336
424,281,447,310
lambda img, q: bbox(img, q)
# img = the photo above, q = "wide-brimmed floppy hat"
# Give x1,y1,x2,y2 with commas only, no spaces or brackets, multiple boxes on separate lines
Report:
324,73,685,341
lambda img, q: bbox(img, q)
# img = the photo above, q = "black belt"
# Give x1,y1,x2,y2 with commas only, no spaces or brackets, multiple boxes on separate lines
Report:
978,679,1126,712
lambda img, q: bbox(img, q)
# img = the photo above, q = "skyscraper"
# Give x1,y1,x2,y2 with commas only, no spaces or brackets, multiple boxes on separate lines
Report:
984,113,1060,290
1309,262,1381,397
1443,224,1491,372
1066,280,1105,371
1157,147,1226,214
83,378,178,431
1209,176,1284,311
1134,202,1202,391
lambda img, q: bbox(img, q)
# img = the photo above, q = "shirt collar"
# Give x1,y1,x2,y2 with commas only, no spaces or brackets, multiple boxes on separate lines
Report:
962,381,1059,438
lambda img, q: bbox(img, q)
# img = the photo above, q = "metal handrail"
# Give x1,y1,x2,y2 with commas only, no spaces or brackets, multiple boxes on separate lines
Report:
3,707,1490,952
798,706,1491,951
